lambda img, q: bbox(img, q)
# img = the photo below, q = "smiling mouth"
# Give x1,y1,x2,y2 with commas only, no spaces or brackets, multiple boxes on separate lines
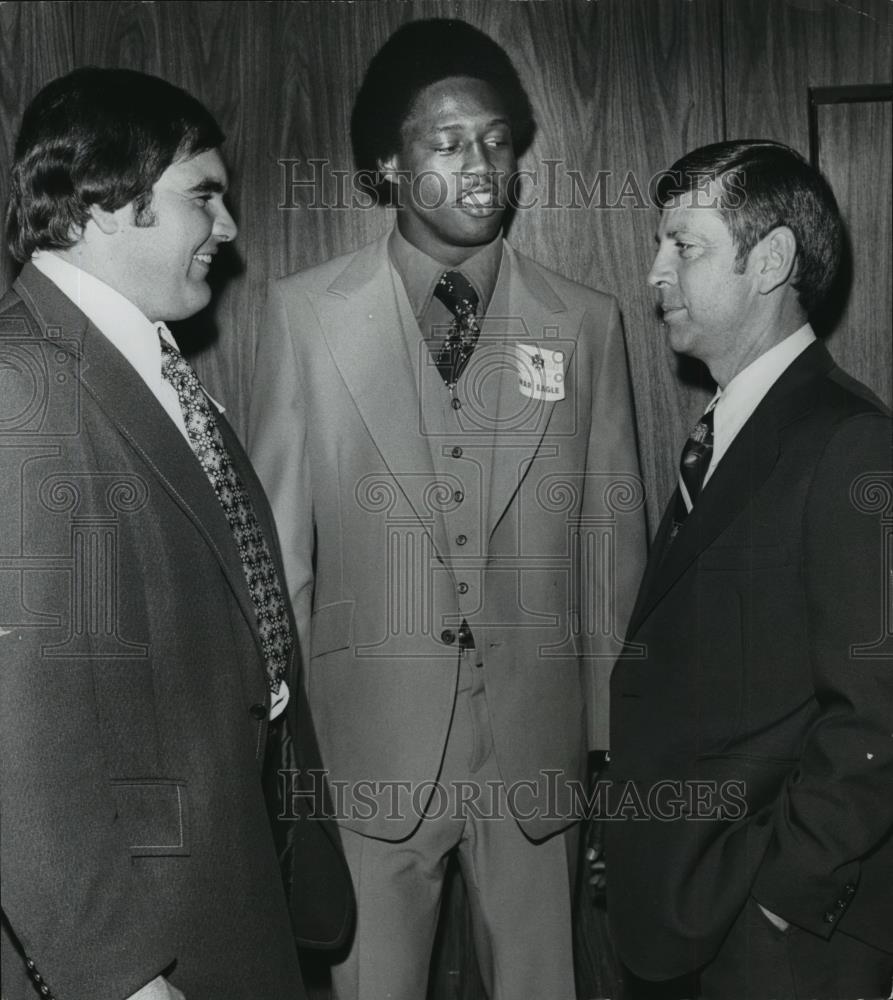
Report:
458,189,500,213
192,252,214,266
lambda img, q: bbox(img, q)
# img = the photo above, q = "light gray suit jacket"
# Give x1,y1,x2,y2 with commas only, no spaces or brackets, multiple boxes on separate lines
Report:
249,233,646,841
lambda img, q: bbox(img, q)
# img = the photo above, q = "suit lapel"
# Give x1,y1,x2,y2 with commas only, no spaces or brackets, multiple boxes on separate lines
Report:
484,244,577,538
627,498,676,636
312,237,452,557
630,341,836,634
14,264,265,658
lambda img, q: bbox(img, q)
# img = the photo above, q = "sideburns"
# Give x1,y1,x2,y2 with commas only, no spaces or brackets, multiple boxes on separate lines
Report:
132,192,158,228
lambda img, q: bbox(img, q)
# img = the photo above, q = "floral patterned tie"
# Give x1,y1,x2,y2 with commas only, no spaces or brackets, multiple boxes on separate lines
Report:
159,333,291,692
433,270,481,399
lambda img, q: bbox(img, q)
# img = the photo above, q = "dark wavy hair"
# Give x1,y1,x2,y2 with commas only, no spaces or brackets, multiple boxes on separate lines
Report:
7,67,224,262
351,18,535,202
654,140,842,315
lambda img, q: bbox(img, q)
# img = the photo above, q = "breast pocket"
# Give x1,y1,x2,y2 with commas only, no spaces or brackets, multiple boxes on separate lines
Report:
310,601,354,658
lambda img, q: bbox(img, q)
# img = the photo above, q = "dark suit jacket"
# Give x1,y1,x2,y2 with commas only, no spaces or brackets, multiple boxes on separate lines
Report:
607,341,893,981
0,265,351,1000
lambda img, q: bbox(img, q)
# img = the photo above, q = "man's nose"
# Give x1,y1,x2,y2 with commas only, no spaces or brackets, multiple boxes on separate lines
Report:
214,203,238,242
648,247,675,287
462,140,496,177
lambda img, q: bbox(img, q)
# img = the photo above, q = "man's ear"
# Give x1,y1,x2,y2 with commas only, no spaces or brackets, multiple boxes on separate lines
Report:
377,155,401,186
87,203,122,236
753,225,797,295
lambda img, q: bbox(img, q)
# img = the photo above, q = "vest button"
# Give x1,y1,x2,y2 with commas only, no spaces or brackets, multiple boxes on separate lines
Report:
441,629,456,645
451,446,463,458
451,398,462,410
457,582,469,594
249,703,267,720
456,534,467,546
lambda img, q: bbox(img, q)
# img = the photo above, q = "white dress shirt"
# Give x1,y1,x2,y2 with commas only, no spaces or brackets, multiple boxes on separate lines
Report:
704,323,817,485
32,251,289,719
32,251,225,439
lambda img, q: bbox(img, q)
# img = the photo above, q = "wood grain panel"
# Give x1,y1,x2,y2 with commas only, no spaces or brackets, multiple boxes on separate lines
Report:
724,0,893,407
816,96,893,406
0,1,76,289
502,0,726,527
724,0,893,152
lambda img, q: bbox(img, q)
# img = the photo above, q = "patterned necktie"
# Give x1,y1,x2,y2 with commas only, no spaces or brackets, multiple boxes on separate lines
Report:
158,332,291,692
432,270,481,396
669,404,715,541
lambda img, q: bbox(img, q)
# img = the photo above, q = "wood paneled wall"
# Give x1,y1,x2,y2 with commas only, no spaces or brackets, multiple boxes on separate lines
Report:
2,3,891,998
2,0,891,527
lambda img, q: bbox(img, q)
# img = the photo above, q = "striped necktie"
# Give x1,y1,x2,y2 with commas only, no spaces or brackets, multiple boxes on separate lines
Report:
669,404,715,542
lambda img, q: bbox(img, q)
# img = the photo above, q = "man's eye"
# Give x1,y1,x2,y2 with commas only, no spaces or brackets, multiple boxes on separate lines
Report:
436,144,459,154
675,241,696,254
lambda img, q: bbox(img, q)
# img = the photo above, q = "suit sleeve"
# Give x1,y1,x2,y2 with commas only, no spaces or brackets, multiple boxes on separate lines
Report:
580,297,648,750
247,280,314,666
751,411,893,936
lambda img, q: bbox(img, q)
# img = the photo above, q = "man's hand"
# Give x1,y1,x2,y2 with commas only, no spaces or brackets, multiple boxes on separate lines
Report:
127,976,185,1000
585,821,607,901
585,750,610,903
757,902,790,933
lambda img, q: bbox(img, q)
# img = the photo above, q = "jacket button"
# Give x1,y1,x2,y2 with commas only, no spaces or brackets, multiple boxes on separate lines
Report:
456,534,467,546
454,490,464,503
457,582,469,594
451,446,463,458
823,910,836,924
249,703,267,720
441,629,456,645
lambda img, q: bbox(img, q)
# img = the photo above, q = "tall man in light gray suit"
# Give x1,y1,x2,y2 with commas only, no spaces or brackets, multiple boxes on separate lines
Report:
249,19,646,1000
1,68,351,1000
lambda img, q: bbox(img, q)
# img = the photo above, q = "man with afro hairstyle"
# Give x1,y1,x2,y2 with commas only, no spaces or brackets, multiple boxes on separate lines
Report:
249,19,646,999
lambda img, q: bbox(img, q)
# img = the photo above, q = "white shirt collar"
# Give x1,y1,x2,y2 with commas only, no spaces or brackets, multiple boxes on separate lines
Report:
705,323,816,482
31,251,224,414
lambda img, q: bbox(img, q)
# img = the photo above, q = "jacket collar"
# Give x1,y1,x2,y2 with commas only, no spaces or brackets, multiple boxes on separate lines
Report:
13,263,271,671
628,340,837,635
312,236,576,549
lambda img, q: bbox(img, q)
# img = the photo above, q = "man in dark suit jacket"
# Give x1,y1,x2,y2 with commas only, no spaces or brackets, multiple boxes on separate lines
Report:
606,140,893,999
0,68,351,1000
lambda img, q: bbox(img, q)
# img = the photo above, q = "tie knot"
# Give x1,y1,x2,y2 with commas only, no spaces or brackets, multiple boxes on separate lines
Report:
157,325,180,360
434,270,479,320
689,405,715,444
